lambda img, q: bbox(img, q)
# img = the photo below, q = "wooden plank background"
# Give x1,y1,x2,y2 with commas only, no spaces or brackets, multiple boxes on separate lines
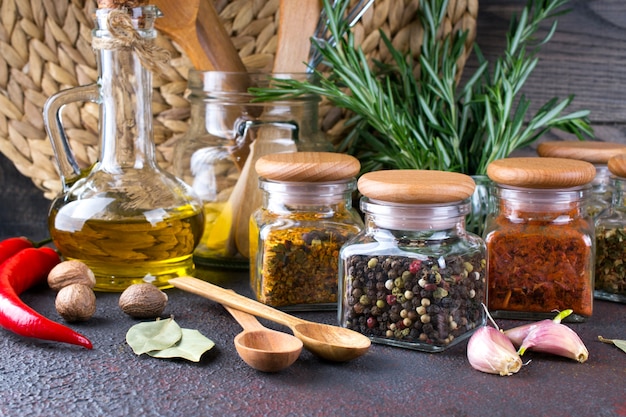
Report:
467,0,626,151
2,0,626,236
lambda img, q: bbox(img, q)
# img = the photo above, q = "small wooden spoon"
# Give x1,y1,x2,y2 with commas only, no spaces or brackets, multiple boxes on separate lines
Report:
224,305,303,372
170,277,371,362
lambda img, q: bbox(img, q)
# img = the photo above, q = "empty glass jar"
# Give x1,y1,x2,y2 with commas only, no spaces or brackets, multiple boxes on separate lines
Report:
173,71,330,269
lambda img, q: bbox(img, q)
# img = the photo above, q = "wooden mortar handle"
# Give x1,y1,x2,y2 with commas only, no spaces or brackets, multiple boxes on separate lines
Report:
170,277,306,329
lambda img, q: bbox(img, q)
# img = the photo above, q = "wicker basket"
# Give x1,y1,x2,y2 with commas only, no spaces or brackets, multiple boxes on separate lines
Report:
0,0,477,200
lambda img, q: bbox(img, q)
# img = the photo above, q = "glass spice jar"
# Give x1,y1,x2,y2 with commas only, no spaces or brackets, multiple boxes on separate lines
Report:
250,152,364,311
339,170,487,352
594,154,626,303
484,157,596,322
537,141,626,218
173,71,331,269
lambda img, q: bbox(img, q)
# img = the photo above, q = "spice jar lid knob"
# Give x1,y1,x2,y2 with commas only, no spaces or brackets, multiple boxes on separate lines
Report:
255,152,361,182
357,170,476,204
487,157,596,188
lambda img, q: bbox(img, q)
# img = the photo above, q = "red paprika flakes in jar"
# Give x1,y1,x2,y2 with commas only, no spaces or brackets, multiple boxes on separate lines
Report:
484,157,596,322
339,170,487,352
250,152,364,311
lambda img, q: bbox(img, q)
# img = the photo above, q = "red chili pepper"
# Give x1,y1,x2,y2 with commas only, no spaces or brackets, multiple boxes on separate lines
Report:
0,237,35,264
0,246,93,349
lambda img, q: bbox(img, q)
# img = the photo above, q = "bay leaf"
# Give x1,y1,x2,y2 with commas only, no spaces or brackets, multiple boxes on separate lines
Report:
597,336,626,355
126,317,183,355
147,328,215,362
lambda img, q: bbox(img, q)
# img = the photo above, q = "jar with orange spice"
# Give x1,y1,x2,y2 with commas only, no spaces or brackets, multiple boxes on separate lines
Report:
250,152,364,311
537,140,626,218
594,154,626,303
484,157,596,322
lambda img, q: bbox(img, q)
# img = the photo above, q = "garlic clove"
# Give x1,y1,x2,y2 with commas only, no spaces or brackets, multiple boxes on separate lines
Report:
517,320,589,363
467,326,523,376
504,309,574,347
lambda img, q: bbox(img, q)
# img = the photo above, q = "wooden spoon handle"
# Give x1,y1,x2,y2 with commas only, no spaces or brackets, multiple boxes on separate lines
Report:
274,0,321,72
223,300,267,332
170,277,305,329
196,0,248,73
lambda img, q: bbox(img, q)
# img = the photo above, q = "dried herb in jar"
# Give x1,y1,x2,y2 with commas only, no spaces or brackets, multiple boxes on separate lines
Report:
257,226,351,307
342,253,486,348
595,226,626,296
486,209,593,317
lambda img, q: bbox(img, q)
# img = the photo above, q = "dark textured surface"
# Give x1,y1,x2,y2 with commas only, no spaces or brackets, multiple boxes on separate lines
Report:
1,154,626,417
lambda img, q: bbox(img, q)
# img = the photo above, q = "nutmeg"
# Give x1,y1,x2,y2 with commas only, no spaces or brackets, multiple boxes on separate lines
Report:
47,260,96,291
119,283,168,318
55,284,97,322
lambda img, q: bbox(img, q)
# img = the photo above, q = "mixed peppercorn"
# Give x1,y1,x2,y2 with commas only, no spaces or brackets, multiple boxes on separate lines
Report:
341,253,486,350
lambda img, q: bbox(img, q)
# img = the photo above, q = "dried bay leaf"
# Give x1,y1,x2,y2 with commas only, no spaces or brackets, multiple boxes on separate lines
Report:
126,317,183,355
147,329,216,362
598,336,626,355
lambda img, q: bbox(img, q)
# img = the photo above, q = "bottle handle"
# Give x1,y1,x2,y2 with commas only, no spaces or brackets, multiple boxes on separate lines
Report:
43,83,100,190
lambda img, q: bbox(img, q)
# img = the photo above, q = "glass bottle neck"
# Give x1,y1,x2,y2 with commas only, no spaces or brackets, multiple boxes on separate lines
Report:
93,7,159,172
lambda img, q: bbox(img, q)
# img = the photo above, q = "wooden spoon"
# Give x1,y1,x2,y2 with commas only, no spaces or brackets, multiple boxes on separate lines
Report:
170,277,371,362
224,305,303,372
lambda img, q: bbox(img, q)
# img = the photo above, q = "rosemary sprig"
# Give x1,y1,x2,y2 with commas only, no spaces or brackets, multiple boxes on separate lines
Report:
252,0,593,176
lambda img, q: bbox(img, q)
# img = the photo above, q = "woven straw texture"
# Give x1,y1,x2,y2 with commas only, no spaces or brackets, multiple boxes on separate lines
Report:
0,0,478,200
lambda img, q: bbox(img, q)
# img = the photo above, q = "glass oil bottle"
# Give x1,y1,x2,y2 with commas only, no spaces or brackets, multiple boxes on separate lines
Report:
44,4,204,291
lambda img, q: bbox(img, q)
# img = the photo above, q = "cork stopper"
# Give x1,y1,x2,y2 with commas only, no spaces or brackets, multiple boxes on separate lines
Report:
357,170,475,204
608,154,626,178
255,152,360,182
487,157,596,188
537,140,626,164
97,0,147,8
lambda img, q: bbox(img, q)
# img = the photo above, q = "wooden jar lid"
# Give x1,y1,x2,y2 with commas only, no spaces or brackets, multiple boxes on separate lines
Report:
487,157,596,188
357,170,475,204
255,152,360,182
536,141,626,164
608,154,626,177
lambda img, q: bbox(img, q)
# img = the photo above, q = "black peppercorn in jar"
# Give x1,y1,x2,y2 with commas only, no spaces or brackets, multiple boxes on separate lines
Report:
537,141,626,218
484,157,596,322
339,170,486,352
594,154,626,303
250,152,364,311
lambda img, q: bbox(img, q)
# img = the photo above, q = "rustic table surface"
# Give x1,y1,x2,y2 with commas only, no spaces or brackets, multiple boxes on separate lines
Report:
2,0,626,416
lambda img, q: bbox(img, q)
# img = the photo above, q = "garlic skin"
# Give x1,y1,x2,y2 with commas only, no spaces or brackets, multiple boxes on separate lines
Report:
467,326,523,376
516,321,589,363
